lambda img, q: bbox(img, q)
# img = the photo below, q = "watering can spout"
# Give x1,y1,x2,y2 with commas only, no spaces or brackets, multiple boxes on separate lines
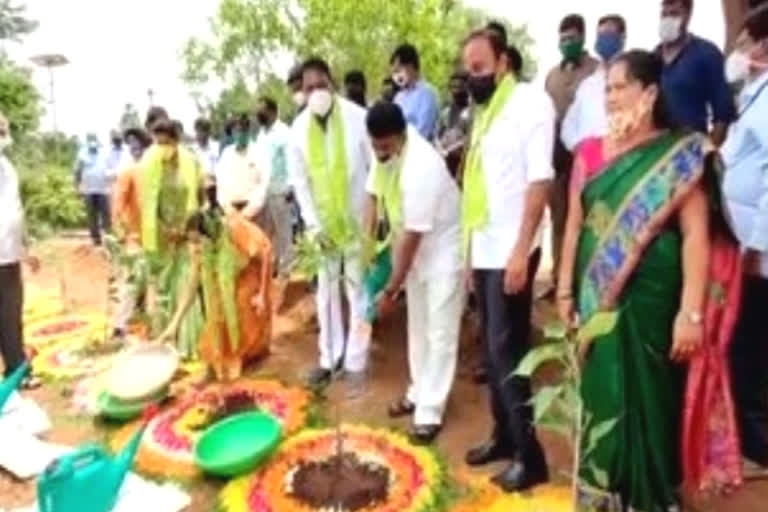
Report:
116,404,158,476
0,361,30,410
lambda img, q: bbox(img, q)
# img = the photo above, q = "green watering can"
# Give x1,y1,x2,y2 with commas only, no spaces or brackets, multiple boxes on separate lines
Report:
37,406,158,512
0,361,30,411
363,246,392,322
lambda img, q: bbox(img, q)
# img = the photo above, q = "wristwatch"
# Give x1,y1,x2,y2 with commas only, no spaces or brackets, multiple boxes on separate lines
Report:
680,310,703,325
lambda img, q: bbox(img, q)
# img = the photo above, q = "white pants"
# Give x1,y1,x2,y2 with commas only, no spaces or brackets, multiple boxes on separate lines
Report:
316,253,370,372
405,270,465,425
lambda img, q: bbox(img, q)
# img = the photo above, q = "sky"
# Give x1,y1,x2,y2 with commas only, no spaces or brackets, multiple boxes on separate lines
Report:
7,0,725,139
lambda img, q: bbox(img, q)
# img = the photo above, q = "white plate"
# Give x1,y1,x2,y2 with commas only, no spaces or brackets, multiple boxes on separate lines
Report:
107,344,179,402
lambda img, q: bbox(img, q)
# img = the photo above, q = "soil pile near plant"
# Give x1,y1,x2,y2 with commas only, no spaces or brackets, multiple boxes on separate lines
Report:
289,452,390,511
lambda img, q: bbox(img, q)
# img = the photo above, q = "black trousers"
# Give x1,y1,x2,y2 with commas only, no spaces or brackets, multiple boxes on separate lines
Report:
474,249,545,461
0,263,26,377
730,275,768,465
84,193,111,245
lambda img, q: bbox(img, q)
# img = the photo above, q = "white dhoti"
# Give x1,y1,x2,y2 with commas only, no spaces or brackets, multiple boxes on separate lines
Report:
405,270,465,426
316,253,370,373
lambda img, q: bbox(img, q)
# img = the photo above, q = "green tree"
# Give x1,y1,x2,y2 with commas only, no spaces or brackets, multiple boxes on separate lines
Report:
0,0,37,43
182,0,535,103
0,56,41,139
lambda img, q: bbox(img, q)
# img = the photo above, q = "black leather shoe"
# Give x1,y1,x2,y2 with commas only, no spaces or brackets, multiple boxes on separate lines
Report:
305,367,332,389
491,455,549,492
465,439,514,466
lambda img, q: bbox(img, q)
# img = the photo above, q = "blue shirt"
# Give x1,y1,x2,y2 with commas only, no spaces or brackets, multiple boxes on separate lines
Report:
660,35,735,133
395,79,440,140
76,148,111,195
722,71,768,276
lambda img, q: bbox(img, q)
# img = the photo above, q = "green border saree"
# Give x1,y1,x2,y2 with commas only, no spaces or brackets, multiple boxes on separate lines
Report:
576,132,707,512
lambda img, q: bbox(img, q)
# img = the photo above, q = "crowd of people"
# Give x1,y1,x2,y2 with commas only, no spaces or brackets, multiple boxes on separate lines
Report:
2,0,768,510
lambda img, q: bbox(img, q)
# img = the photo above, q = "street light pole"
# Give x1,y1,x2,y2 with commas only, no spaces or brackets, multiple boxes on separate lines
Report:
30,53,69,133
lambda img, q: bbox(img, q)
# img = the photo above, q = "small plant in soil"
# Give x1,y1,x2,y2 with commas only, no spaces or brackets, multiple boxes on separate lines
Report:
192,391,260,430
288,452,390,511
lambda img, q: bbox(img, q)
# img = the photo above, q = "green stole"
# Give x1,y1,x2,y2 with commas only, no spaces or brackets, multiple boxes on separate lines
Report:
306,99,353,247
461,75,516,257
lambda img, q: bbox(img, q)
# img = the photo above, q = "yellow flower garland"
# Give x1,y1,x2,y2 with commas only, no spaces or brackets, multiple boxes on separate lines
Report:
111,379,310,480
449,476,573,512
219,424,446,512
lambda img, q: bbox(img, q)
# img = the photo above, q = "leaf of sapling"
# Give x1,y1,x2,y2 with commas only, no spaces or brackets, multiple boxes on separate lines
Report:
584,417,619,457
589,462,610,489
577,311,619,344
531,385,562,423
513,342,568,378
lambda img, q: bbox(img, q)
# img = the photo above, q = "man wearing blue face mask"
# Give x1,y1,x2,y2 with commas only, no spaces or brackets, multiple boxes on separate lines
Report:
561,15,627,153
75,133,113,246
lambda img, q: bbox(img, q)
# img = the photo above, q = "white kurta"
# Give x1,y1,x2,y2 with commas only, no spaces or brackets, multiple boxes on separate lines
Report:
289,96,372,372
561,66,609,152
366,127,465,424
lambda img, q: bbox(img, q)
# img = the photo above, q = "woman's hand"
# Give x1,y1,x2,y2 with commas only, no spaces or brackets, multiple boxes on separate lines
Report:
557,295,577,329
670,314,703,362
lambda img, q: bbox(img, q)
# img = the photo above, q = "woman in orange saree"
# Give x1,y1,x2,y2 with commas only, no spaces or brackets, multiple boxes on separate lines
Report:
159,209,272,381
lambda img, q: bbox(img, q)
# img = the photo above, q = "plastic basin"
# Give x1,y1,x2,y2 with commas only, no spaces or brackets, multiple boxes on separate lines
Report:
107,344,179,402
195,411,282,477
98,387,168,421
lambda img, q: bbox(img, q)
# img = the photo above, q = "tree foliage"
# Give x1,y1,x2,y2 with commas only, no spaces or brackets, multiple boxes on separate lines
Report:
182,0,535,119
0,56,41,139
0,0,38,43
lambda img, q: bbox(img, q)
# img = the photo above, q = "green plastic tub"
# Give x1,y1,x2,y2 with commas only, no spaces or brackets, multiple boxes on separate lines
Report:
194,411,282,477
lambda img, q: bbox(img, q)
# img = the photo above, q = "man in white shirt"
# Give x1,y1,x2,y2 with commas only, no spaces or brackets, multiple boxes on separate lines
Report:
194,117,218,180
255,96,293,274
462,29,553,492
216,114,270,221
288,57,372,388
722,5,768,470
363,102,464,445
561,15,627,152
0,112,39,385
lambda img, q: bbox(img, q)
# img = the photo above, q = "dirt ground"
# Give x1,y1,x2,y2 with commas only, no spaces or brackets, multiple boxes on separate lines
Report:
1,235,767,511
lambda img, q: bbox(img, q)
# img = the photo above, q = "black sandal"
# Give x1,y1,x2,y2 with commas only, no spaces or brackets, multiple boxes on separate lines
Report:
21,375,42,390
387,398,415,418
409,424,441,445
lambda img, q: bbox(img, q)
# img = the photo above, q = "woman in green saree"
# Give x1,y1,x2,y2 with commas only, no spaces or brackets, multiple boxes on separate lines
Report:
557,50,742,511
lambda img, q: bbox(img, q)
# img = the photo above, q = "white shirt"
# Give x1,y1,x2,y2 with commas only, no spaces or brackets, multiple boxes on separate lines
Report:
471,82,556,270
194,142,219,179
561,66,608,152
255,119,291,195
289,96,372,232
365,126,461,281
0,155,24,265
216,143,270,218
722,71,768,276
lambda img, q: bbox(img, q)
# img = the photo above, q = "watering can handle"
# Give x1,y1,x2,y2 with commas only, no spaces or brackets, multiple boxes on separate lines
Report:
44,445,106,479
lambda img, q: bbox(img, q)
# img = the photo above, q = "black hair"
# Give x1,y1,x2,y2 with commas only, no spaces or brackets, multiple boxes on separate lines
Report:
390,43,420,71
463,29,507,59
144,106,168,131
194,117,212,134
598,14,627,35
232,113,251,132
259,96,278,113
662,0,693,11
450,70,468,82
612,50,674,130
366,101,406,139
123,127,151,149
485,21,508,46
150,118,180,141
743,3,768,41
344,70,366,89
301,57,332,80
559,14,586,35
506,45,524,76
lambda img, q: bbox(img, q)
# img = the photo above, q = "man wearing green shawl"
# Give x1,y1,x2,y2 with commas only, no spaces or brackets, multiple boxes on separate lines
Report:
288,57,373,389
363,102,464,445
461,29,554,492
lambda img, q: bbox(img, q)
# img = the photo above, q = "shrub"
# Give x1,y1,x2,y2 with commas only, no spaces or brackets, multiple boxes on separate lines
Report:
18,164,86,238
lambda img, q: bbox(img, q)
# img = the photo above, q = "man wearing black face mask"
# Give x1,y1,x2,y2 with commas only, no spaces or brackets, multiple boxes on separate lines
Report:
461,29,554,492
436,71,471,179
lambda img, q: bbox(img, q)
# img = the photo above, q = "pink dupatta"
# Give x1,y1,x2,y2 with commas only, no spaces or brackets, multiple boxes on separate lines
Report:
572,136,743,493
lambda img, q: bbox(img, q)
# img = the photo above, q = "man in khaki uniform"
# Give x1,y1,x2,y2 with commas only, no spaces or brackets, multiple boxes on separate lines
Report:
544,14,598,296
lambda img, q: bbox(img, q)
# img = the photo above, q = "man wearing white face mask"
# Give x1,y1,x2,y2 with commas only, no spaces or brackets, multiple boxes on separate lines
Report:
362,102,464,445
721,4,768,473
288,57,373,389
658,0,735,146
